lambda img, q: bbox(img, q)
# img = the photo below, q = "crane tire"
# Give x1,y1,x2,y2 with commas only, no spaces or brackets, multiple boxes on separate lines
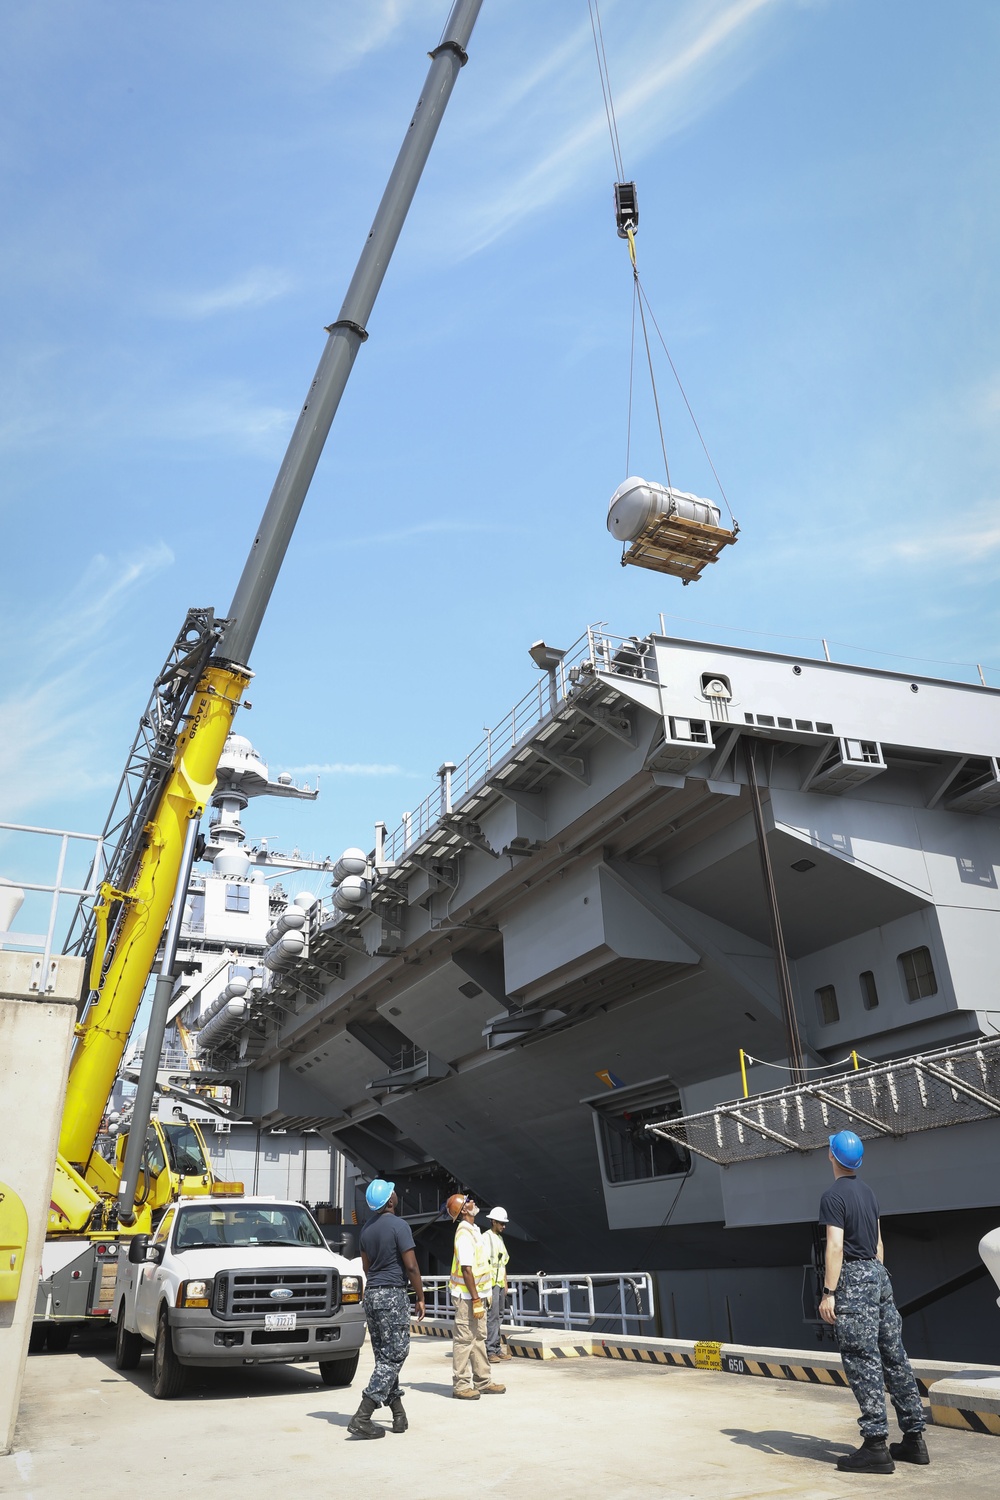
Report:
115,1304,143,1370
152,1307,187,1398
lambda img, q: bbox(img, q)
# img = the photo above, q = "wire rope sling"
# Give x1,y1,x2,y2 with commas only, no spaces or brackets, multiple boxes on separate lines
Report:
589,0,739,584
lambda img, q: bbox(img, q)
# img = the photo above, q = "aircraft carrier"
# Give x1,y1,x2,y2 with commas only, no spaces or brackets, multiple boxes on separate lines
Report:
193,620,1000,1361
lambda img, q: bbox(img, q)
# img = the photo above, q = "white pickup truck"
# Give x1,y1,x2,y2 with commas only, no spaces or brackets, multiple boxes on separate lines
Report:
113,1196,366,1398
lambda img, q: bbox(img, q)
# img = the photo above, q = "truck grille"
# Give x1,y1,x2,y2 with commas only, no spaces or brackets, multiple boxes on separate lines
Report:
212,1267,338,1320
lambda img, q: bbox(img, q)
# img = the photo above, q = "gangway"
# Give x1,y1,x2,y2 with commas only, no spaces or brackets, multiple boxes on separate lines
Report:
645,1037,1000,1167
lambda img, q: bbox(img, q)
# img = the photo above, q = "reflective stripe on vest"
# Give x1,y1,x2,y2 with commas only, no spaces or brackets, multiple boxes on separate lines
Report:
449,1222,491,1299
481,1229,509,1287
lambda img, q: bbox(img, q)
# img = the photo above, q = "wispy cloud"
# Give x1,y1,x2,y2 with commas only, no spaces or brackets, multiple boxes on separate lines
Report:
890,509,1000,564
28,543,175,671
229,0,436,82
337,519,515,549
0,544,175,816
449,0,785,256
147,385,295,454
158,268,294,320
280,762,421,778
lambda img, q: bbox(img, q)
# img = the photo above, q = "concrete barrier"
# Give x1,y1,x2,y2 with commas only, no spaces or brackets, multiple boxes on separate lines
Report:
928,1373,1000,1436
0,955,83,1456
411,1318,1000,1433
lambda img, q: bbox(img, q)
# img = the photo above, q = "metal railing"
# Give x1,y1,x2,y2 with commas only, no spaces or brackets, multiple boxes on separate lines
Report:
0,821,104,981
419,1272,655,1336
380,625,658,865
647,1036,1000,1167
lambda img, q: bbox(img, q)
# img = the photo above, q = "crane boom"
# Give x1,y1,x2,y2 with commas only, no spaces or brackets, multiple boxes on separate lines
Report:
52,0,485,1233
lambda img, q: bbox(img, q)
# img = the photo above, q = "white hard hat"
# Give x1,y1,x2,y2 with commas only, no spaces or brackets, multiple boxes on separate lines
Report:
487,1206,509,1223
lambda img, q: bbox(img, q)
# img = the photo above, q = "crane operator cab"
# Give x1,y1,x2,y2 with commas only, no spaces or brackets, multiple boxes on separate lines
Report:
113,1117,242,1220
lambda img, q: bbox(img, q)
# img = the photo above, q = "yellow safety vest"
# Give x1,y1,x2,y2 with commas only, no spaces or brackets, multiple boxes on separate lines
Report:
481,1228,509,1288
449,1221,491,1300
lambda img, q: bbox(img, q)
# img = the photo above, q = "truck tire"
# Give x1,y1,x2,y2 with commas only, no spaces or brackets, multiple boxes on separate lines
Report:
28,1325,47,1354
115,1304,143,1370
318,1352,360,1387
45,1324,72,1352
151,1308,187,1398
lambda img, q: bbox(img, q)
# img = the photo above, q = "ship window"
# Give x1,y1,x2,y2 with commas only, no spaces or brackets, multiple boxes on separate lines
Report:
859,971,879,1010
816,985,839,1025
225,883,251,913
899,946,937,1001
597,1106,690,1183
264,1148,281,1163
210,1141,226,1158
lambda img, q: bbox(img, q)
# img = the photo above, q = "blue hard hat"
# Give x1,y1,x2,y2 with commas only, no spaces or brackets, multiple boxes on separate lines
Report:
365,1178,395,1211
829,1131,864,1170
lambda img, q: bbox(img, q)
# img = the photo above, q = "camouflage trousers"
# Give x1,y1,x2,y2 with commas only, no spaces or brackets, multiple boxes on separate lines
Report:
834,1259,924,1438
362,1287,411,1406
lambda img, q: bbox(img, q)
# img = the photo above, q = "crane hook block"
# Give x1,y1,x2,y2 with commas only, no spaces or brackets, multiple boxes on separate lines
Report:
614,181,638,239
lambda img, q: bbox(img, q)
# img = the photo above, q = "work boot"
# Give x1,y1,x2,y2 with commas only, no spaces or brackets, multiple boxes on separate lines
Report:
453,1386,480,1400
347,1396,385,1439
836,1437,895,1474
889,1432,929,1465
389,1396,408,1433
482,1381,506,1394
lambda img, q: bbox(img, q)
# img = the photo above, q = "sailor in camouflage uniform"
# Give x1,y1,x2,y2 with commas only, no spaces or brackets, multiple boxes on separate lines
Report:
819,1132,929,1474
349,1180,424,1439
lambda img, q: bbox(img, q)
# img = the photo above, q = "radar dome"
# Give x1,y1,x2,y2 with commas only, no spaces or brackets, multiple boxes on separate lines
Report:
213,850,252,879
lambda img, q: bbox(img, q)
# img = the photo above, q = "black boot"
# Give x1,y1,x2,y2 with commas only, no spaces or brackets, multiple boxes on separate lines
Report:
347,1396,385,1439
889,1431,929,1465
836,1437,895,1474
389,1396,408,1433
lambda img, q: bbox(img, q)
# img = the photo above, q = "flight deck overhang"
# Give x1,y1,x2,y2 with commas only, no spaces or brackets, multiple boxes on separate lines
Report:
201,623,1000,1245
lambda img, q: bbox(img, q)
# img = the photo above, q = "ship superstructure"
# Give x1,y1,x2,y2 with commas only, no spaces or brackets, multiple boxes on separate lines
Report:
118,734,352,1221
196,624,1000,1358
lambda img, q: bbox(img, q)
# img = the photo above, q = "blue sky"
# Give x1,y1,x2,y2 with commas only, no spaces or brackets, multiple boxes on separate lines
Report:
2,0,999,893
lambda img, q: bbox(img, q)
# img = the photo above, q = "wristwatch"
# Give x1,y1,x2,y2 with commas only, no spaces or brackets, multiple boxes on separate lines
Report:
822,1287,837,1297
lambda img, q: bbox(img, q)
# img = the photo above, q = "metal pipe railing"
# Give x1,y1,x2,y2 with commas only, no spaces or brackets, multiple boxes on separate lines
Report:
417,1271,655,1337
378,625,658,865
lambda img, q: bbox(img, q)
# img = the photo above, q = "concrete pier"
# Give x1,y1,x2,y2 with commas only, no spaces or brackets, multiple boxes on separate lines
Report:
3,1331,998,1500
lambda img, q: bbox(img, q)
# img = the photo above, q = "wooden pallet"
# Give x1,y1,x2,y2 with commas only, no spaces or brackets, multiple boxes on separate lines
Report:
622,512,737,583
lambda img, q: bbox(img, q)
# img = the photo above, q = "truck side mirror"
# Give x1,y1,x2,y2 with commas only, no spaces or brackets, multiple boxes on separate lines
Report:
127,1234,150,1264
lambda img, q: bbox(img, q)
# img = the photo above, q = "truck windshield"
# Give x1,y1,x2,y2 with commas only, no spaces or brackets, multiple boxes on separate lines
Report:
161,1124,208,1177
173,1204,326,1251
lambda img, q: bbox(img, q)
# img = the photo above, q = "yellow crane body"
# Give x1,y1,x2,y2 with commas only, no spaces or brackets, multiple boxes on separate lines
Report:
50,661,249,1233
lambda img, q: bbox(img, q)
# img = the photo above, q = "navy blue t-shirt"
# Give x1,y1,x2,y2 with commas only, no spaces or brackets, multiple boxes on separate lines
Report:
818,1174,880,1261
359,1212,415,1288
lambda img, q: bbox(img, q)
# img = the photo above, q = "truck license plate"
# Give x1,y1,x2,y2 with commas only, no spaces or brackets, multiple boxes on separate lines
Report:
264,1312,296,1332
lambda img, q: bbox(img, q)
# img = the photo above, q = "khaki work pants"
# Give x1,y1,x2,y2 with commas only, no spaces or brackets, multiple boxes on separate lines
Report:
452,1296,491,1391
